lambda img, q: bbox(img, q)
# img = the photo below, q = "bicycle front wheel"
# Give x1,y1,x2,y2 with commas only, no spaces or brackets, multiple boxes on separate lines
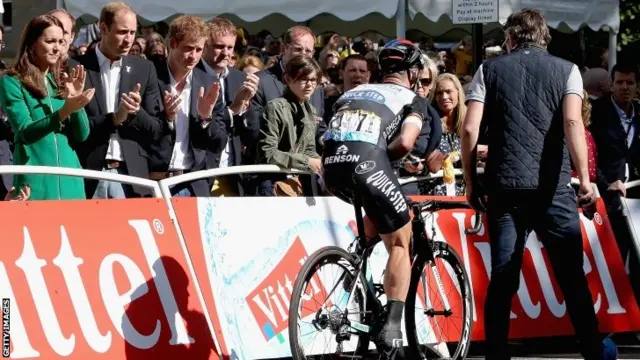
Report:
288,246,372,359
405,241,473,360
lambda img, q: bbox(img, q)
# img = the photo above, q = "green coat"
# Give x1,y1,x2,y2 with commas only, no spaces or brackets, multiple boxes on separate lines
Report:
0,73,90,200
258,88,320,171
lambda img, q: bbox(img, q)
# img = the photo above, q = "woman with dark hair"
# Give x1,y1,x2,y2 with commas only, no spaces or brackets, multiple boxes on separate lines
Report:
0,14,94,200
258,55,323,196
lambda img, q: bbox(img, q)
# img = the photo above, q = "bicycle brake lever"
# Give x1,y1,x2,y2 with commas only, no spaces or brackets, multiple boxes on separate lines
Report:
465,212,483,235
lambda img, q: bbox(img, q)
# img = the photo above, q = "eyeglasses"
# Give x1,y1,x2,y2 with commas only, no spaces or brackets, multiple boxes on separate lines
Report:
298,77,318,85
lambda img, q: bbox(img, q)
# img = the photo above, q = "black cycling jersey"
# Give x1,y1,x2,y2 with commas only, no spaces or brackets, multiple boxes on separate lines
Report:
322,83,428,150
321,83,428,233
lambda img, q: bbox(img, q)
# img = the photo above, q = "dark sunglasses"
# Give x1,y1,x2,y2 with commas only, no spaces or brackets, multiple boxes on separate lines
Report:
419,78,432,87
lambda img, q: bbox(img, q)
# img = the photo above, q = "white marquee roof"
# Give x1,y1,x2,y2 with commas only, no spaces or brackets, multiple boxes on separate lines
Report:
65,0,620,37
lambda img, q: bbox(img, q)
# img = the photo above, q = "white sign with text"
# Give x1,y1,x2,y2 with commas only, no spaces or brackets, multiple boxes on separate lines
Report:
452,0,498,24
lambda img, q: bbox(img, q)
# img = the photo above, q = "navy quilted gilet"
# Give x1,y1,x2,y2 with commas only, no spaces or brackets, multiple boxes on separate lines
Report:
481,44,575,193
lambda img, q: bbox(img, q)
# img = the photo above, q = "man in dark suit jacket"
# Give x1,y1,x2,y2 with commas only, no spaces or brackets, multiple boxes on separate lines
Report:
591,62,640,302
591,63,640,202
248,25,324,196
198,17,260,196
70,3,163,198
151,15,229,197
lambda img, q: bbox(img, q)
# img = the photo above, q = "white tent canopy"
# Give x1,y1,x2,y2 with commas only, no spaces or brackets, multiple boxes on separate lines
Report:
65,0,619,65
66,0,620,35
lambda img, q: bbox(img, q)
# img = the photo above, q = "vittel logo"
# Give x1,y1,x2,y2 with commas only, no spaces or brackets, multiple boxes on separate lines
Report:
0,220,197,358
246,237,330,344
427,212,626,324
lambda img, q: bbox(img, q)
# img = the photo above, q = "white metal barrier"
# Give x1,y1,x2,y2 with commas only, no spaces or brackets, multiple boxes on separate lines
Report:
156,164,466,194
625,180,640,191
396,169,602,198
0,164,605,200
0,165,163,198
620,181,640,274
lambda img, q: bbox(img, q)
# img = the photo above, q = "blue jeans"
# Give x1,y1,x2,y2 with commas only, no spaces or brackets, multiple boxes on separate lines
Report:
92,167,131,199
484,186,603,360
170,183,194,197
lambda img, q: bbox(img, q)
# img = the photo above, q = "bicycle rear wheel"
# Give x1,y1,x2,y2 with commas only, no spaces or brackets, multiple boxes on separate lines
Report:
288,246,373,359
405,241,473,360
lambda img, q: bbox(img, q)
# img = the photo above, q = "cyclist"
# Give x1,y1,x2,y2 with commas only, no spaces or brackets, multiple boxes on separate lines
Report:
321,39,430,359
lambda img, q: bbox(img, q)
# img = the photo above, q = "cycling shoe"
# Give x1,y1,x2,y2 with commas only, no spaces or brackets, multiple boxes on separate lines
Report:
372,327,404,360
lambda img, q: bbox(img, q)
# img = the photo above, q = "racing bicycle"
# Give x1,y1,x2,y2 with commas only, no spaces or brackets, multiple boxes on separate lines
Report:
288,194,481,359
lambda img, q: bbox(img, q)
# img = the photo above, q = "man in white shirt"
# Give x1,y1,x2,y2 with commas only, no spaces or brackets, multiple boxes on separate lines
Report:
199,17,259,196
149,15,227,197
70,2,164,198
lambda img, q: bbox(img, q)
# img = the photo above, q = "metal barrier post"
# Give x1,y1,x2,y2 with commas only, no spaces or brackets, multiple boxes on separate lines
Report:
157,185,224,357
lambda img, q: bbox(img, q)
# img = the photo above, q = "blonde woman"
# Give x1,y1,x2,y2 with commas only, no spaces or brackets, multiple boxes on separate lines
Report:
427,73,468,196
416,54,439,98
236,55,264,74
319,48,340,71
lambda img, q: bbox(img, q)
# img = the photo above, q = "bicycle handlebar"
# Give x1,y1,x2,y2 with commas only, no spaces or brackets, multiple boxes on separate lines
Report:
411,200,484,235
465,212,483,235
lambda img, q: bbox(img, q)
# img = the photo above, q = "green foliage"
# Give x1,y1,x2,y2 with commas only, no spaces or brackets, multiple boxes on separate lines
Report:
619,0,640,50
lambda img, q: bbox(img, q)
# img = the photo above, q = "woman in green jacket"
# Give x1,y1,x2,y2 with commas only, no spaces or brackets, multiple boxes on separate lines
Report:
258,55,323,196
259,55,323,173
0,14,95,200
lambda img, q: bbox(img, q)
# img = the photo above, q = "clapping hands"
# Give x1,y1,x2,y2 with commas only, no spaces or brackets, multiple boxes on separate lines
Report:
115,83,142,125
60,65,94,119
197,83,221,119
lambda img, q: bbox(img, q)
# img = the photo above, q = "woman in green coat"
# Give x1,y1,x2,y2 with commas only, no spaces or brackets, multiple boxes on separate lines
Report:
0,14,95,200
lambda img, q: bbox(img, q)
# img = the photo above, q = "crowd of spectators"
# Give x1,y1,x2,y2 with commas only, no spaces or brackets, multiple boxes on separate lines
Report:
0,2,637,204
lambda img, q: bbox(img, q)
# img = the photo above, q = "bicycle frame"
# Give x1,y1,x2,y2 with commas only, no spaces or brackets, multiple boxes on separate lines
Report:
339,198,482,337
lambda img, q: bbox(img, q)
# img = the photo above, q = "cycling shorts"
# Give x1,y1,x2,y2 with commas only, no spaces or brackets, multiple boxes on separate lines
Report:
322,141,411,234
